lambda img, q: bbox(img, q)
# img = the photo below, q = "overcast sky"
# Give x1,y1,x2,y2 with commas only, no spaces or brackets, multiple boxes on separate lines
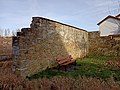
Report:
0,0,119,32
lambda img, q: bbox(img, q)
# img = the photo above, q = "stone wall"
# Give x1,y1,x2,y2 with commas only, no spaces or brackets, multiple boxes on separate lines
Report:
12,17,88,77
88,31,120,56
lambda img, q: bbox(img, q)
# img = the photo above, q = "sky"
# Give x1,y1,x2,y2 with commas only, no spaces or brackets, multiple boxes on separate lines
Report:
0,0,120,33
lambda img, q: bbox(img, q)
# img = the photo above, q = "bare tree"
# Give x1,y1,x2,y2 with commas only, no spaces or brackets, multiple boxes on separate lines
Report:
4,29,11,36
106,0,120,34
16,29,21,32
111,18,120,34
108,0,120,15
0,29,3,37
12,30,16,36
11,29,21,36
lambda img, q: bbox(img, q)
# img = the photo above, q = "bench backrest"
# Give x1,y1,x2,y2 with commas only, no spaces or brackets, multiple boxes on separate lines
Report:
56,55,73,64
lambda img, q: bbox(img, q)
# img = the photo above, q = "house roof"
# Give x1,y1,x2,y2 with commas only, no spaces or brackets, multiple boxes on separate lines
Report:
116,14,120,17
97,15,120,25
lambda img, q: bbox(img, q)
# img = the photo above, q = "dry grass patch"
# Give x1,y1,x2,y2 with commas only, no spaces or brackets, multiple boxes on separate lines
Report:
0,57,120,90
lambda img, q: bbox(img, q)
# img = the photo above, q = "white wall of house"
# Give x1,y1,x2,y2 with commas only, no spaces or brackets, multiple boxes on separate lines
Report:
99,18,120,36
117,16,120,19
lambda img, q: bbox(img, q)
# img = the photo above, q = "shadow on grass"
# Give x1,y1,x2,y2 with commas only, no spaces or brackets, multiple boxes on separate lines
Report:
26,68,66,80
27,56,120,82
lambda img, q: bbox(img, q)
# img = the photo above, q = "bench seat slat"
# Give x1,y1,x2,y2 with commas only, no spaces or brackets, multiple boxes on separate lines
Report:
56,55,76,66
57,57,73,64
61,60,76,66
56,56,71,61
58,59,70,64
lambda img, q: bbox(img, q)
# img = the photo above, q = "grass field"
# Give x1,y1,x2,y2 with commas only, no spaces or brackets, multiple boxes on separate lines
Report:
1,56,120,90
28,56,120,82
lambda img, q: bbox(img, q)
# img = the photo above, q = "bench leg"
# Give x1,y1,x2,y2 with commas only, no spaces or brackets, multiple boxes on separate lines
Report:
64,65,67,71
58,64,60,70
74,61,76,66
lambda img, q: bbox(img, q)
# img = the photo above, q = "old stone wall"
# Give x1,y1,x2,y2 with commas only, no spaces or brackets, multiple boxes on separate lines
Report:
88,31,120,56
12,17,88,77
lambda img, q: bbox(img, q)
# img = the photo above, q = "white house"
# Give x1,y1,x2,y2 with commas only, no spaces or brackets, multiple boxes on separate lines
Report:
97,14,120,36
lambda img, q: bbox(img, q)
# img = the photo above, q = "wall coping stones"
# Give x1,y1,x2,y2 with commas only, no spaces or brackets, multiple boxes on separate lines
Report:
32,17,88,32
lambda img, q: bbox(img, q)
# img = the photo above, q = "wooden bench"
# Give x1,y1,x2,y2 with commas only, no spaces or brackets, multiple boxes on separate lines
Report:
56,55,76,71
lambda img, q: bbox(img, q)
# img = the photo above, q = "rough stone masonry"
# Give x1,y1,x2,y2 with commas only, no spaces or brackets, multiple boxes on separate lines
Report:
88,31,120,56
12,17,89,77
13,17,120,77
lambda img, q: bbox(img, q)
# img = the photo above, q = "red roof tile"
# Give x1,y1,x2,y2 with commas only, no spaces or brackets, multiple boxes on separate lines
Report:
116,14,120,17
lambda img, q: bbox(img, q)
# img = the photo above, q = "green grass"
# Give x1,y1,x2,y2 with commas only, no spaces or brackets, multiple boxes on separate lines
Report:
26,69,66,80
27,56,120,82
